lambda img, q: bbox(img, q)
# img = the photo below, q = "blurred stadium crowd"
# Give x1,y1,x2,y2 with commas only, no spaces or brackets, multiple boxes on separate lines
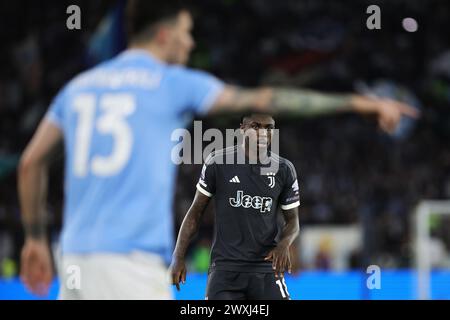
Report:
0,0,450,277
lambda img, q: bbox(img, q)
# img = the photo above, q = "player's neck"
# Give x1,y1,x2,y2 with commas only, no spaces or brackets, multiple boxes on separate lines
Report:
128,43,168,64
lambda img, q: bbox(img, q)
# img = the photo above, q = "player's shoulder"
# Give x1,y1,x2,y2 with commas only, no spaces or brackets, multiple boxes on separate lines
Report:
63,59,113,93
204,146,238,166
65,51,161,90
270,153,297,177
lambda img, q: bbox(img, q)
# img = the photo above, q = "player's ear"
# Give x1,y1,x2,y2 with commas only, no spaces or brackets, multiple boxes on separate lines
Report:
154,24,172,45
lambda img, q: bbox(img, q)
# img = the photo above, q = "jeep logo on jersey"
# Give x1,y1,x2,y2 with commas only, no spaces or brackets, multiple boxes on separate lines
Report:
229,190,273,213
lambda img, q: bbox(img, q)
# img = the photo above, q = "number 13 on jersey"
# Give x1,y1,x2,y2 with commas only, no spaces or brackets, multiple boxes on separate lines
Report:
72,93,136,177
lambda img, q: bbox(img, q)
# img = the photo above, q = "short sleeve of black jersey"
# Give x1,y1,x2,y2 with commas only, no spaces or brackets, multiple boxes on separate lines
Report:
196,158,216,197
279,162,300,210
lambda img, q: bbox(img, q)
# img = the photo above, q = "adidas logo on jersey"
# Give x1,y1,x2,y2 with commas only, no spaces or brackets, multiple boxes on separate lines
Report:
229,176,240,183
229,190,273,213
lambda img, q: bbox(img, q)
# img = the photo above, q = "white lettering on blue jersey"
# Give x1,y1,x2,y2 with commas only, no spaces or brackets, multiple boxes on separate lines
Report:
45,50,224,263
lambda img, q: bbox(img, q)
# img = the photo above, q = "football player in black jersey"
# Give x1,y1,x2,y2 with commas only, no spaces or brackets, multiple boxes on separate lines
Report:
171,113,300,300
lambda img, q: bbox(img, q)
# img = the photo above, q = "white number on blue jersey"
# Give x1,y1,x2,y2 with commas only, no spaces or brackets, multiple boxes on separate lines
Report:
73,93,135,177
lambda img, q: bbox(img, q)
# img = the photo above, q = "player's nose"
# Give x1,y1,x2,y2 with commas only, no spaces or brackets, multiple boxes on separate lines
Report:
258,129,268,137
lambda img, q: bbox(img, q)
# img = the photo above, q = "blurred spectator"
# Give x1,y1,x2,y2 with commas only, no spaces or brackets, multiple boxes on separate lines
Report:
314,236,332,270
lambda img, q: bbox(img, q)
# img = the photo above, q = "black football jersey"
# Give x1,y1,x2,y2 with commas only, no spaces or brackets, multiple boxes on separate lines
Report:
196,146,300,272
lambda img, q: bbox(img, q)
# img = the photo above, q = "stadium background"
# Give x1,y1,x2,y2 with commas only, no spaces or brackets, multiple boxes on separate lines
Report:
0,0,449,299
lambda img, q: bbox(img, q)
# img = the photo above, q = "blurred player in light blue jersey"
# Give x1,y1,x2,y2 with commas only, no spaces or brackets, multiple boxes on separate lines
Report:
18,0,418,299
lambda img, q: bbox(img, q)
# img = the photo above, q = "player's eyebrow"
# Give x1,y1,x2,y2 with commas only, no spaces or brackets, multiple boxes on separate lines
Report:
249,121,275,129
261,122,275,128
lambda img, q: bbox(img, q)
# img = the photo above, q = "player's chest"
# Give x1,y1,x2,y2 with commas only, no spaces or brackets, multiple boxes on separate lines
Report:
216,166,282,199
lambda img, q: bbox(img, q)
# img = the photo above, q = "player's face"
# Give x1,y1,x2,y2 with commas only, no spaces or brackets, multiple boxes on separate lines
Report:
242,115,275,152
166,10,195,65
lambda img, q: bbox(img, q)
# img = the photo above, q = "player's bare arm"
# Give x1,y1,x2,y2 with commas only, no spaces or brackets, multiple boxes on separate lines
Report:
170,190,211,291
18,119,63,296
265,207,299,277
210,85,419,134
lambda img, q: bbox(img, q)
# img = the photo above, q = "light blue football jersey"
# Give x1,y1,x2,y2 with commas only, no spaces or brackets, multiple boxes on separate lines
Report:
46,49,224,263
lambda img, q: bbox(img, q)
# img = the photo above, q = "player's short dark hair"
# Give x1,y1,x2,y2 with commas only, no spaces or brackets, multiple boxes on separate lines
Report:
240,113,274,125
126,0,189,43
240,113,253,125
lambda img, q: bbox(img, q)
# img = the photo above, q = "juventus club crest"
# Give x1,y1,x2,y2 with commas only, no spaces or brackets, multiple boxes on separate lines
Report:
267,172,275,188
